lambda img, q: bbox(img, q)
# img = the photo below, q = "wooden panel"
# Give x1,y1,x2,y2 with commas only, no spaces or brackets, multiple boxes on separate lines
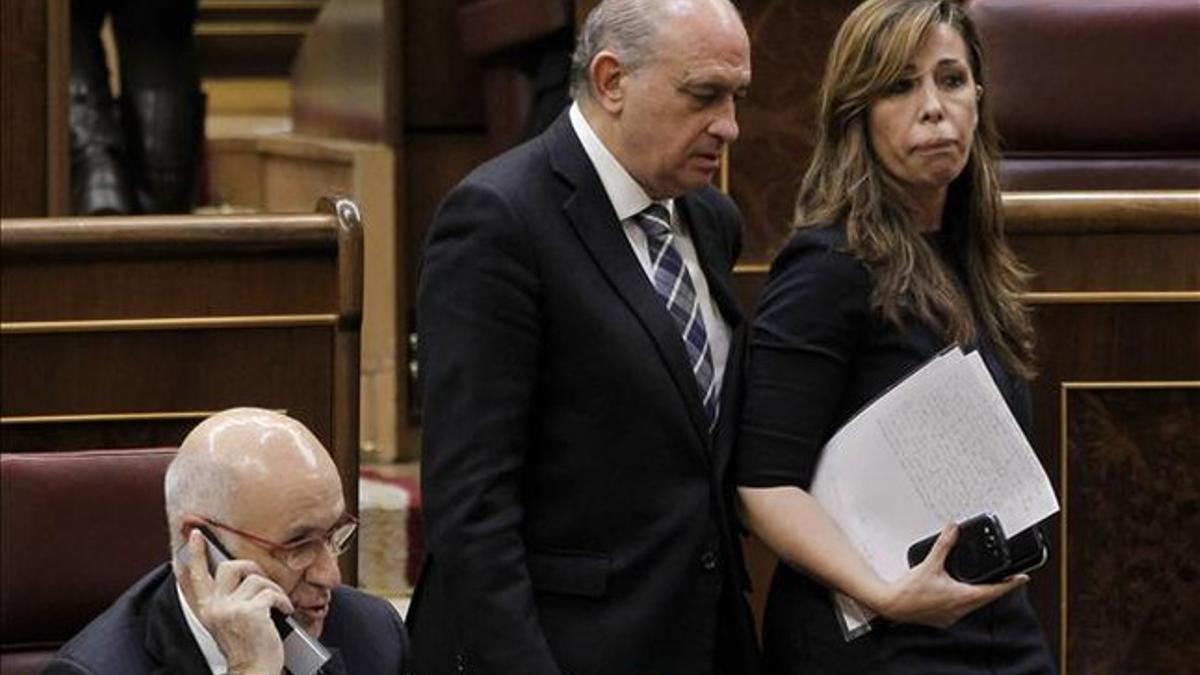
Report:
1026,300,1200,670
1,326,334,447
1014,233,1199,293
203,78,292,117
1007,191,1200,293
401,134,490,431
1062,385,1199,675
1,0,67,217
403,134,491,298
398,0,490,451
2,256,335,320
1,203,364,580
263,155,353,212
0,0,47,217
204,137,266,205
290,0,399,143
1004,191,1200,234
734,191,1200,310
403,0,485,129
196,0,324,78
204,132,405,461
457,0,569,58
730,0,858,266
0,212,338,251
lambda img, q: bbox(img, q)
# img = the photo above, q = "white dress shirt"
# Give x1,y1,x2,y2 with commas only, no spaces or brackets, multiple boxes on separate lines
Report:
176,581,230,674
568,103,732,391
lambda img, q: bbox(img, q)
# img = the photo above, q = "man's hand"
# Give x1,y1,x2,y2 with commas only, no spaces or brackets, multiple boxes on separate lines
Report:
874,523,1029,629
176,529,293,675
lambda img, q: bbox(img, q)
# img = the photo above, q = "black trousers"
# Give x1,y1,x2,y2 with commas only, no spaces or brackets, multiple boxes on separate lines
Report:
71,0,199,92
715,579,762,675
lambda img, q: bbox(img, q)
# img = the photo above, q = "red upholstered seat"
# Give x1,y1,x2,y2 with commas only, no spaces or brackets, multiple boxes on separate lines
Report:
968,0,1200,190
0,448,176,674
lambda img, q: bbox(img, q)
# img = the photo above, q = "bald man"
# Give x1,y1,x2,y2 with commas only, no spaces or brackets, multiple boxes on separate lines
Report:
45,408,410,674
411,1,759,673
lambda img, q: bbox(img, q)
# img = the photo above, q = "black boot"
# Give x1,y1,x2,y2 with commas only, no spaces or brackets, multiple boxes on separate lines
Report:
122,87,204,214
69,80,134,215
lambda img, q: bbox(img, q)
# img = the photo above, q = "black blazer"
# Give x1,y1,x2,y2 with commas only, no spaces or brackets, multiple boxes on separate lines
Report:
409,111,759,675
43,564,410,674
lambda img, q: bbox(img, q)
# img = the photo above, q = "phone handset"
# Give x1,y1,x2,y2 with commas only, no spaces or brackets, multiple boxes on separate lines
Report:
177,526,332,675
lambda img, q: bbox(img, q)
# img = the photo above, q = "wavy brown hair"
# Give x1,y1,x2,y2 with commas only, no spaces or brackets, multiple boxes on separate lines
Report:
796,0,1035,378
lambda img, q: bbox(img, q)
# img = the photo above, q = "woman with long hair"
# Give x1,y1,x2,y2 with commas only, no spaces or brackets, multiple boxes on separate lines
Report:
735,1,1054,672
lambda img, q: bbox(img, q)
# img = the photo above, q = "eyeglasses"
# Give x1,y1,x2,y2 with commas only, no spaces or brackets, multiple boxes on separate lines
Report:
197,515,358,571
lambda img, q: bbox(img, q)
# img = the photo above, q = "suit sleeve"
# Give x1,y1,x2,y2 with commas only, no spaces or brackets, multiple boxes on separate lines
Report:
719,191,743,266
416,179,561,673
40,657,93,675
392,600,412,675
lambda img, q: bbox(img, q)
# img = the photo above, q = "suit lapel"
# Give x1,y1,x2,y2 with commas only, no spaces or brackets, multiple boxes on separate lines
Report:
545,114,712,452
676,196,744,330
143,567,217,675
322,649,349,675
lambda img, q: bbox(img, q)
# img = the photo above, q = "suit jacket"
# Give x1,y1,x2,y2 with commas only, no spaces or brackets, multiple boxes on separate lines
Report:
409,111,759,675
43,564,410,674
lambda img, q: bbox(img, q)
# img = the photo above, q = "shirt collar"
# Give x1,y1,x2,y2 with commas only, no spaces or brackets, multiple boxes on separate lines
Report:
568,102,676,226
176,580,229,674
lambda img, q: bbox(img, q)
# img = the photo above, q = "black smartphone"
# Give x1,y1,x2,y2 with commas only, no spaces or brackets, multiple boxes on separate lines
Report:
995,526,1048,580
907,513,1011,584
177,526,332,675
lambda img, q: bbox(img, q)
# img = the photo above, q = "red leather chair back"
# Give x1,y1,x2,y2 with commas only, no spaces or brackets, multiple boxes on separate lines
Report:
0,448,176,673
968,0,1200,190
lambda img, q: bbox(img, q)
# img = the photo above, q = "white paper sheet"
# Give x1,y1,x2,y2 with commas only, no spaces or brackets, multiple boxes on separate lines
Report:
808,347,1060,638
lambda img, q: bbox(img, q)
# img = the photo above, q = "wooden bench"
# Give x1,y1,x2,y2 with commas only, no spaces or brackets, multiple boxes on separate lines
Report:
0,195,364,575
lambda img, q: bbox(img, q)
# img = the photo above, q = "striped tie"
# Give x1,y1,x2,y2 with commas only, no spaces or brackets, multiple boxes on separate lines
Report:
632,204,719,430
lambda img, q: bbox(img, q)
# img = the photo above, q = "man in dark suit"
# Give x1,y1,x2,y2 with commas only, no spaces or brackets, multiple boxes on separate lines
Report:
409,1,757,673
44,408,410,674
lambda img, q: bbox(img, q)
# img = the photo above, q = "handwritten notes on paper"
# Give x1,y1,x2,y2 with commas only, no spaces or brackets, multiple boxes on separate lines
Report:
809,347,1060,639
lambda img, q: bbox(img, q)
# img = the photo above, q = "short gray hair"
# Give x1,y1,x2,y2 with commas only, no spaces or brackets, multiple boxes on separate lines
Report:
569,0,663,101
164,448,234,552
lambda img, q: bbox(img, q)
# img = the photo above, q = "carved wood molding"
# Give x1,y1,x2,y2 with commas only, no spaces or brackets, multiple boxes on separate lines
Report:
1004,190,1200,234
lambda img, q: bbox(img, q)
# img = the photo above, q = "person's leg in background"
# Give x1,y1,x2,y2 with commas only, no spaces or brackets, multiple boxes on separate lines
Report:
69,0,134,215
112,0,203,214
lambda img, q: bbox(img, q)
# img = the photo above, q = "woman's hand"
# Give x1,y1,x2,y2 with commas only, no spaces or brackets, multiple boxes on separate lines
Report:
870,523,1028,629
739,487,1026,631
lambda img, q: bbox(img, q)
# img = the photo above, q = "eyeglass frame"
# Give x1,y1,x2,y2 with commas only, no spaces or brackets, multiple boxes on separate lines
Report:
188,514,358,571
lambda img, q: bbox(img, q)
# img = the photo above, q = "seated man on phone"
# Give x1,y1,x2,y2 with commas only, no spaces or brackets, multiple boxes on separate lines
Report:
45,408,411,675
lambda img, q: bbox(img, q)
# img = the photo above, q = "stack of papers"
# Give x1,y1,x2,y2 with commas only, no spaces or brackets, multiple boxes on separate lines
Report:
808,347,1060,639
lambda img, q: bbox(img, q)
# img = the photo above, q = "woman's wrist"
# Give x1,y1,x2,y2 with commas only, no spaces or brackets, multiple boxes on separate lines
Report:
856,576,896,618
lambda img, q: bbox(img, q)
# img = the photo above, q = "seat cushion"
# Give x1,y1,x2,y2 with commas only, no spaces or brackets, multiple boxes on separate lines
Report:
968,0,1200,189
0,448,175,649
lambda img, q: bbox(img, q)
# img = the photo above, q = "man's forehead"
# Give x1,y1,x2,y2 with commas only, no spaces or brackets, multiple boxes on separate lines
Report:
279,497,347,540
231,467,345,537
650,6,749,77
679,61,752,87
657,0,740,27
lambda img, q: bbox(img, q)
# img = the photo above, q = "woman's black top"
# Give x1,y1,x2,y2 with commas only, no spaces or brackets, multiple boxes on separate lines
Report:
735,224,1054,675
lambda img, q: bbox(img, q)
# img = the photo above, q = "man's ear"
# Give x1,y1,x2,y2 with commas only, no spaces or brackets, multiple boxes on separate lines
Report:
590,51,627,113
179,515,204,539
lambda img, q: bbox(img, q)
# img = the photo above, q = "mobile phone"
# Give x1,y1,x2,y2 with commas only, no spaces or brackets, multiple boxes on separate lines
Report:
907,513,1011,584
994,526,1048,580
177,526,332,675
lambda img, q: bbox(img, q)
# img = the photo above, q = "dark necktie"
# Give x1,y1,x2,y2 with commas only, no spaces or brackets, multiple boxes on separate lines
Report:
632,204,719,430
